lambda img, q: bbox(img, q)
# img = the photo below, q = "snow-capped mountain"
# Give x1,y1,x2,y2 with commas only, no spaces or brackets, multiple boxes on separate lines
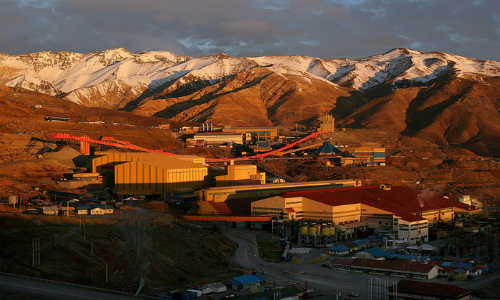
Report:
2,48,499,105
2,47,500,156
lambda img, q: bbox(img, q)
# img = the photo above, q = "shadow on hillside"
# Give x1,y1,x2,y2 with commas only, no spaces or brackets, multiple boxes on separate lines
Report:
331,66,457,130
151,72,272,122
401,74,468,137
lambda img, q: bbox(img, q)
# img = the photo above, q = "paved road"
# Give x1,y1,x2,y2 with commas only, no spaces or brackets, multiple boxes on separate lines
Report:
0,274,144,300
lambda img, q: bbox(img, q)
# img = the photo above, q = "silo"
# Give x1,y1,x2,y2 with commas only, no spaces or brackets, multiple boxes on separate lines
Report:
300,224,309,235
321,225,330,236
8,195,17,205
330,225,336,236
309,224,317,236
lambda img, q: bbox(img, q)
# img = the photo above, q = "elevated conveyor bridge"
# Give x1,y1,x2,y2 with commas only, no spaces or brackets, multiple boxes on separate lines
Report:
50,131,329,161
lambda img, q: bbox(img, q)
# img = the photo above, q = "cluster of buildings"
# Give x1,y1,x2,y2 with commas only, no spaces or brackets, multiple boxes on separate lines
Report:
156,272,304,300
26,203,114,216
58,145,478,248
88,152,270,203
327,246,488,281
179,122,278,148
247,184,476,245
44,124,482,250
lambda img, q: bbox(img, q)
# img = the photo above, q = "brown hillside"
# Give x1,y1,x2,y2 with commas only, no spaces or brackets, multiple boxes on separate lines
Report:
0,208,239,296
335,77,500,157
132,67,351,127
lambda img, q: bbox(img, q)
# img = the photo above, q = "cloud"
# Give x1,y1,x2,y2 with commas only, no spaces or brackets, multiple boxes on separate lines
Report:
0,0,499,61
218,20,273,37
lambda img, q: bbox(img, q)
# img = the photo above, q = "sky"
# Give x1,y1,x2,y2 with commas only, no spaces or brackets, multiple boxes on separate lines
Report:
1,0,499,61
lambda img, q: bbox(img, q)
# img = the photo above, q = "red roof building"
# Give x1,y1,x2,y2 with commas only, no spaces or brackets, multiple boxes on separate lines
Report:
388,279,473,299
328,258,440,279
251,185,479,244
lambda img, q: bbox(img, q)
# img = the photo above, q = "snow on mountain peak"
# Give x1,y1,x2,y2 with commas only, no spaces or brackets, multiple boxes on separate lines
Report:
1,48,500,104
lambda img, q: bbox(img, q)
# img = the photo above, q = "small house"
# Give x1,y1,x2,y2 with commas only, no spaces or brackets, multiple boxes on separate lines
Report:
328,244,350,255
41,206,58,215
469,267,482,277
448,269,468,281
90,207,105,215
195,282,227,294
228,274,267,290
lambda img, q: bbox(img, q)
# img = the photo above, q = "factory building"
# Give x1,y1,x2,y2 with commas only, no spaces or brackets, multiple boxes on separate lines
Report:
191,132,248,146
200,179,361,203
196,180,362,215
215,163,266,186
90,152,209,199
319,114,335,133
354,147,386,166
222,126,278,140
249,185,478,245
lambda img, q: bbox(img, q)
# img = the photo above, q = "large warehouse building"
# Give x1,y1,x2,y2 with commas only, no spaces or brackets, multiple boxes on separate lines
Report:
192,132,248,145
91,152,210,199
222,126,278,140
196,179,362,215
250,185,478,245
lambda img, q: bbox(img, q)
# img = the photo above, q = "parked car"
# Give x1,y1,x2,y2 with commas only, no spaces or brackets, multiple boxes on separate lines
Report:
114,211,122,214
348,292,359,297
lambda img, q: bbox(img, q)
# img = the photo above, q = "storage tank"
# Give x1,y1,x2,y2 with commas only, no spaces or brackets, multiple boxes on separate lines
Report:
321,225,330,236
300,225,309,235
8,195,17,205
309,224,317,236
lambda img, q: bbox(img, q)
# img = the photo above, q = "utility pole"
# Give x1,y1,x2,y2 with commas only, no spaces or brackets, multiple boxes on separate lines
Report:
32,237,40,267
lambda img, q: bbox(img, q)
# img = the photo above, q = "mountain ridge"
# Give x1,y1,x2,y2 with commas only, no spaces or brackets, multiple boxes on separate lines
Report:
2,48,500,156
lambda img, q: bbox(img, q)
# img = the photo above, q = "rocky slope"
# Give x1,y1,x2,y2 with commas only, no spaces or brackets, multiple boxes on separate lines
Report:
2,48,500,156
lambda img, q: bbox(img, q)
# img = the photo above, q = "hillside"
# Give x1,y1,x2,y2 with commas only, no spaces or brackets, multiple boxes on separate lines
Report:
0,205,239,296
2,48,500,156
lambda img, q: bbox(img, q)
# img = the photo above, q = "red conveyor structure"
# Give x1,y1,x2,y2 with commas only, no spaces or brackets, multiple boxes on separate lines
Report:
50,131,329,161
49,133,179,156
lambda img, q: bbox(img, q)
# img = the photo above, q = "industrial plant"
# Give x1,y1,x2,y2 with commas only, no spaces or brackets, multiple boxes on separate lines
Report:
1,113,497,300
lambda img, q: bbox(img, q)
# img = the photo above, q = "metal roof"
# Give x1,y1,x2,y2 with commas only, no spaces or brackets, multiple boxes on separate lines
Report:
329,245,350,251
329,258,437,274
283,185,476,222
232,274,265,285
353,239,370,244
392,280,472,298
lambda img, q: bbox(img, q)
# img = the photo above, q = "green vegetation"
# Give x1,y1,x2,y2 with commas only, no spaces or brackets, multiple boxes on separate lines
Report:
258,237,283,261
